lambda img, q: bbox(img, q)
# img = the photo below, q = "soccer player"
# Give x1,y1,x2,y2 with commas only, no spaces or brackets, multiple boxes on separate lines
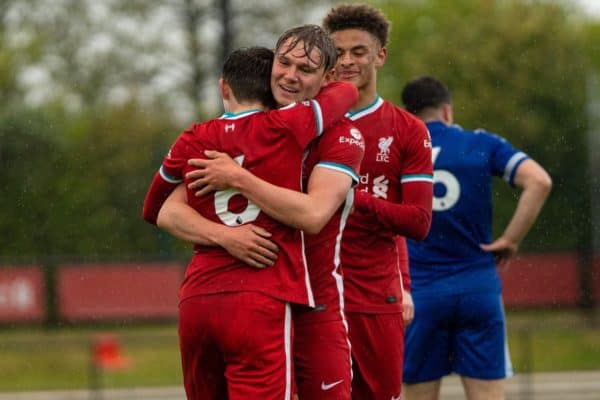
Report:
322,4,434,399
401,76,552,400
151,26,364,400
142,43,359,400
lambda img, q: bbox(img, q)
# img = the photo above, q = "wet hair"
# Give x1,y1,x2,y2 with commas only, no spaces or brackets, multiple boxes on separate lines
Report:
221,46,277,109
401,76,451,115
323,3,390,48
274,24,338,72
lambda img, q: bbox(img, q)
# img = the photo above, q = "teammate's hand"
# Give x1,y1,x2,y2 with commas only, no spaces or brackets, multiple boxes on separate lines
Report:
219,224,279,269
186,150,242,196
402,290,414,325
480,236,518,268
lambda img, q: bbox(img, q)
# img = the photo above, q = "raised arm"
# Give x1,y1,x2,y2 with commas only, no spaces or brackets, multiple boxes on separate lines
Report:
480,158,552,265
157,184,280,269
188,151,354,235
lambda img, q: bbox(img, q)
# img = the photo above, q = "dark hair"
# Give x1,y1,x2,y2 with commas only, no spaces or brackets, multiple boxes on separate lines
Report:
221,47,277,109
401,76,451,115
323,3,390,47
275,24,337,72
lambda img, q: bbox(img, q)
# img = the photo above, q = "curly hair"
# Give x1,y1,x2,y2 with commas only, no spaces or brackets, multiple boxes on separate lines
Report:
322,3,390,47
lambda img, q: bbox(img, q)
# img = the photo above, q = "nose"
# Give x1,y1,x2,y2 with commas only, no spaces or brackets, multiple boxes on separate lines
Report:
283,65,299,82
338,52,353,66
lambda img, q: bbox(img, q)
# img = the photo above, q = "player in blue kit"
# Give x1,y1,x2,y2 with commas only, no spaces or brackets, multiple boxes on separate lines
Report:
401,76,552,400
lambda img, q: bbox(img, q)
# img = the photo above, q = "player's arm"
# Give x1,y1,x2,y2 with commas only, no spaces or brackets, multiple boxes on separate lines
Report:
142,170,180,225
275,81,358,148
396,236,414,324
354,180,433,240
480,158,552,265
157,184,279,268
188,151,353,235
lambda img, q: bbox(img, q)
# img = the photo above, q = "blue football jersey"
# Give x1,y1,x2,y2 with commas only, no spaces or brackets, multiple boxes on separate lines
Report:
407,121,528,294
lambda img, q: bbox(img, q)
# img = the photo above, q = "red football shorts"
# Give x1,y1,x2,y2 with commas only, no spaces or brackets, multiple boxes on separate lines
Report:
293,307,352,400
179,292,293,400
346,312,404,400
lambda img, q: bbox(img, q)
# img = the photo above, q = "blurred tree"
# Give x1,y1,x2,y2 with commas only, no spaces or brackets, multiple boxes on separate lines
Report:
378,0,595,252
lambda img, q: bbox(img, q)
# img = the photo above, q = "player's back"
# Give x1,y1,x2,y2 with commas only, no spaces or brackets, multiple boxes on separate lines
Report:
172,110,316,307
407,121,528,294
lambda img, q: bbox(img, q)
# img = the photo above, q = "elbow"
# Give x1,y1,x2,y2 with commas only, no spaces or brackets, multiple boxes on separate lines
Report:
408,209,432,241
538,173,553,197
298,212,329,235
142,206,158,226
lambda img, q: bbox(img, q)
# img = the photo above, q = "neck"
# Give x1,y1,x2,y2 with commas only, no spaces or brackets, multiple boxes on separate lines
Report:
350,80,378,112
226,101,265,114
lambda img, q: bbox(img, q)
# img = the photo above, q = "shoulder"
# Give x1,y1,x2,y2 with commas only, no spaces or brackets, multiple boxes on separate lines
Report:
382,100,429,136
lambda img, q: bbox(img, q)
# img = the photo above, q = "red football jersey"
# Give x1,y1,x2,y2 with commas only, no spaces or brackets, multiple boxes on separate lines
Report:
149,82,358,307
303,118,365,320
341,97,433,313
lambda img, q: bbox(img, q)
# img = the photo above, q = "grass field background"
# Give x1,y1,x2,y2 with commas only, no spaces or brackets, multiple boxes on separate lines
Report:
0,309,598,392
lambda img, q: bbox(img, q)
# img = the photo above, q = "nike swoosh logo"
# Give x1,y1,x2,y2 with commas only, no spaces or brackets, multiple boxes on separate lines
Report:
321,380,344,391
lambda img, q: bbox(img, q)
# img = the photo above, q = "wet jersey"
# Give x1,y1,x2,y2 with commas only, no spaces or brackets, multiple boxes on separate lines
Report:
303,118,365,320
407,121,528,295
341,97,433,313
145,82,358,306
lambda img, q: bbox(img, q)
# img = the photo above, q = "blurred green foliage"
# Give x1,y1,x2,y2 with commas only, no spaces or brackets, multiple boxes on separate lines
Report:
1,0,599,260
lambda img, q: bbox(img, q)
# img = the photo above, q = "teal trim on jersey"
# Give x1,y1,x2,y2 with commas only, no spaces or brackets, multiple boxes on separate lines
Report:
401,173,434,183
316,161,360,185
220,109,262,120
310,100,324,135
346,96,384,121
159,166,183,184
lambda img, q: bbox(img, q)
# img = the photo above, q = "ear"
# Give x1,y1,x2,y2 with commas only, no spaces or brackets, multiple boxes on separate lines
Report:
442,103,453,125
219,78,230,101
323,68,335,84
374,46,387,68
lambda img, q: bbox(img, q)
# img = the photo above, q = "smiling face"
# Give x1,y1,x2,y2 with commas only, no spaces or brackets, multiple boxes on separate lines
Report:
270,37,329,107
329,28,386,95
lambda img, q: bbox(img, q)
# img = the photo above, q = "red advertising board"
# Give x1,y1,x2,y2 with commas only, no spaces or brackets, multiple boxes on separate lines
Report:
0,266,45,323
58,262,184,322
500,253,579,307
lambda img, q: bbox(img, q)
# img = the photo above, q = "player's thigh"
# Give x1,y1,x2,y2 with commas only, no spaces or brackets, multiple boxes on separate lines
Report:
403,380,442,400
461,376,505,400
178,295,227,400
294,314,351,400
404,293,454,384
346,312,403,400
222,292,293,400
453,292,512,380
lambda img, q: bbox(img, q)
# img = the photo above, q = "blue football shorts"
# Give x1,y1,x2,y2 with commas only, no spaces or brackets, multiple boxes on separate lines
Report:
403,291,513,383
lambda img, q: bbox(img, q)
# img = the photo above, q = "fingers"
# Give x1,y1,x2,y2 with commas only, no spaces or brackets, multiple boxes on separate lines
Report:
195,184,214,197
250,225,273,238
187,158,209,168
204,150,226,159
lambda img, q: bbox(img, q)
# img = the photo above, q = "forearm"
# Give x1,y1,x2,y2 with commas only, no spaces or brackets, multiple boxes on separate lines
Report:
501,183,550,246
502,158,552,247
356,182,433,240
156,186,224,246
142,172,178,225
232,168,341,234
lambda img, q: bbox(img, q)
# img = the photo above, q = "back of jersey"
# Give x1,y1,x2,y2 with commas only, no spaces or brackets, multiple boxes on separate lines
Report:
408,121,528,294
169,110,313,306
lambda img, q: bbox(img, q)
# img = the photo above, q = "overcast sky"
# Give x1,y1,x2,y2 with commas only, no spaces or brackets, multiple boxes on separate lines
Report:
574,0,600,15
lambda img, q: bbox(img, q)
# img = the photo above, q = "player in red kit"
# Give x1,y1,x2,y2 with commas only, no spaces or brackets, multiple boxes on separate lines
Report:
142,42,358,400
159,26,365,400
323,4,433,399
